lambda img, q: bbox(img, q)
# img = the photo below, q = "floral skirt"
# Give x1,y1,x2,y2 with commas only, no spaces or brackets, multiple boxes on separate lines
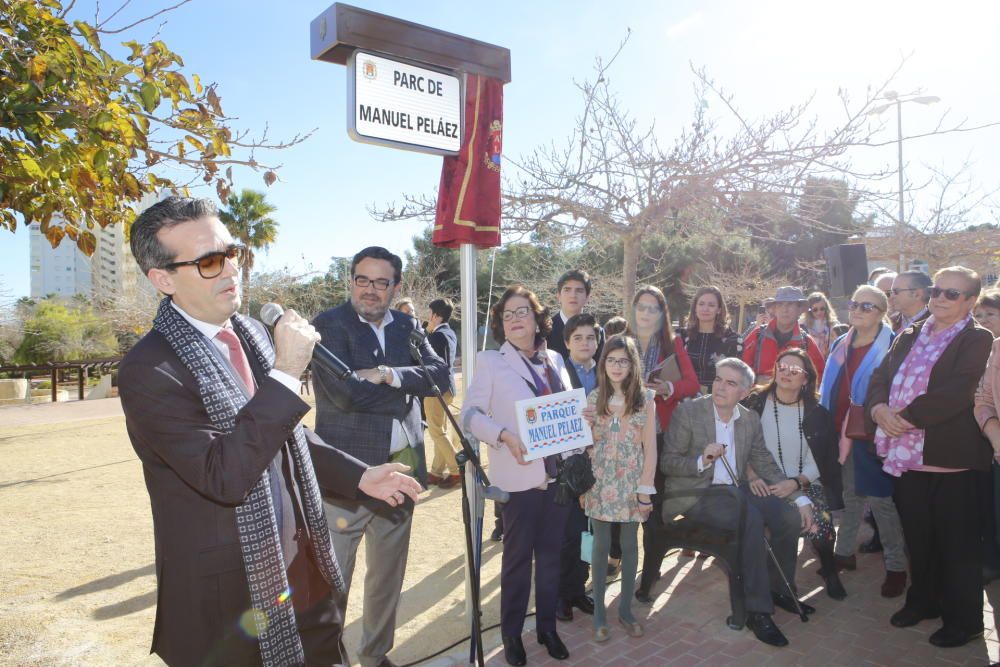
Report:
805,482,835,544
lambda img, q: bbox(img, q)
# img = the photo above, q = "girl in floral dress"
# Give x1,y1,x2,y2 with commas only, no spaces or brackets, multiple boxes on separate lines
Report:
583,335,657,642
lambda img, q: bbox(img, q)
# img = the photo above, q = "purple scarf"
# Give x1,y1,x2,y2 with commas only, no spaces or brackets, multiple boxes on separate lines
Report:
876,314,971,476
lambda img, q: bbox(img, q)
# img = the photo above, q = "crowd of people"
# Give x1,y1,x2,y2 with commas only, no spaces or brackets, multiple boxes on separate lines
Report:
461,265,1000,664
119,196,1000,667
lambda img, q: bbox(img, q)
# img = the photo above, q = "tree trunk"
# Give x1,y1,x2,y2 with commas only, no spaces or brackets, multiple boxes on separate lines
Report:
621,233,641,313
242,261,251,315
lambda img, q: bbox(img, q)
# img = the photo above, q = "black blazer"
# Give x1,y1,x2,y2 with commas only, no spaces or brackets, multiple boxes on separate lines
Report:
743,390,844,511
312,302,449,486
119,319,367,667
547,312,606,360
428,322,458,395
865,318,994,471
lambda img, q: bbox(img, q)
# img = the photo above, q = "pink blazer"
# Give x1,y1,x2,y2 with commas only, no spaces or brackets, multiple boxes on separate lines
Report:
460,341,573,493
975,337,1000,432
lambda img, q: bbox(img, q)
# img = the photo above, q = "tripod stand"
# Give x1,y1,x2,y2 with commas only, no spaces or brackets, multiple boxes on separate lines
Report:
408,330,507,666
714,446,809,623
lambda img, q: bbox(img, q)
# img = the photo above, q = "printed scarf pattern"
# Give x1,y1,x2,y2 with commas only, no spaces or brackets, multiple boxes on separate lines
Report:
875,315,971,476
152,298,344,666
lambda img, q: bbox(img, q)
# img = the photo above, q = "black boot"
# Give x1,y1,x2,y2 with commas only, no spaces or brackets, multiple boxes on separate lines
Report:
815,541,847,600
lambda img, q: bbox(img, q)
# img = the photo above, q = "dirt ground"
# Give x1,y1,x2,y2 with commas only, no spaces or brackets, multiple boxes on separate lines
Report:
0,396,508,666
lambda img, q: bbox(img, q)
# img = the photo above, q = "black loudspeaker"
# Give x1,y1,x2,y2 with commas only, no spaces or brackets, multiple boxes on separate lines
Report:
824,244,869,298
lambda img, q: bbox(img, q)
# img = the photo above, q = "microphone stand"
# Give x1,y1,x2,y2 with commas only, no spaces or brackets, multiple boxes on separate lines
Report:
409,335,499,667
715,446,809,623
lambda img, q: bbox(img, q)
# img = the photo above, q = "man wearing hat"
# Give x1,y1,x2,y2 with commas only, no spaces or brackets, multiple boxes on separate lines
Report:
741,287,826,384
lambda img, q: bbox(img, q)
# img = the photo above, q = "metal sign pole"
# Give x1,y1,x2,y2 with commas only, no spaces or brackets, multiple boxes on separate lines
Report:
459,242,484,665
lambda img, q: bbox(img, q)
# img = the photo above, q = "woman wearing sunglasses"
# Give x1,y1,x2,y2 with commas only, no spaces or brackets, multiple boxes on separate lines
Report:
801,292,840,358
818,285,909,599
628,286,700,603
867,267,994,648
742,348,845,602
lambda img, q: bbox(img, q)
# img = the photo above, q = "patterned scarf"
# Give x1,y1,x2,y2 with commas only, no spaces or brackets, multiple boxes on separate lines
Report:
875,314,971,476
152,298,344,666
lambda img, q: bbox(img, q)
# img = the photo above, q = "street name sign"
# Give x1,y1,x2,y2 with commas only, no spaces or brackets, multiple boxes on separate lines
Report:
347,51,462,155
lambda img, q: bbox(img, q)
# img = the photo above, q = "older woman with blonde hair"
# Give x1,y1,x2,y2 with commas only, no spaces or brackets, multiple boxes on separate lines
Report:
868,266,994,648
819,284,908,598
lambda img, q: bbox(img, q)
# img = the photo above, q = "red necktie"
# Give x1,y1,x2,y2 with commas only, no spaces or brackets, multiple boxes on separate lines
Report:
216,327,256,395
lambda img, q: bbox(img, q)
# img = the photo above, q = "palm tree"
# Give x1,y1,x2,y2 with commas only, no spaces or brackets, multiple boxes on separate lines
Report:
219,189,278,313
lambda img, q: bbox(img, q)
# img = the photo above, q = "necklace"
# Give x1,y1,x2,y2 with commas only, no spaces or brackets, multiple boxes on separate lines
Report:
609,394,625,433
772,394,804,477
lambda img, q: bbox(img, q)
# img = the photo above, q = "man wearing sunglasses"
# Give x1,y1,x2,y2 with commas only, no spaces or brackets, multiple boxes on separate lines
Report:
889,271,932,333
119,198,421,666
311,246,449,667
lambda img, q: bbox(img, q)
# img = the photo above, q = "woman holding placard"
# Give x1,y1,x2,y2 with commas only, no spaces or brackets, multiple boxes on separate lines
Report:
629,285,699,602
461,285,575,666
583,335,657,642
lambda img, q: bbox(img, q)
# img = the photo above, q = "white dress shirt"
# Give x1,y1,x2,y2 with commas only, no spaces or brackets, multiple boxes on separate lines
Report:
358,310,410,453
170,301,299,394
695,404,740,484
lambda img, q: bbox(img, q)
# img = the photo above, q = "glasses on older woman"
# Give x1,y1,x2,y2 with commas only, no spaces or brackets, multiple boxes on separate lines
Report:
848,300,883,313
930,286,973,301
501,306,532,321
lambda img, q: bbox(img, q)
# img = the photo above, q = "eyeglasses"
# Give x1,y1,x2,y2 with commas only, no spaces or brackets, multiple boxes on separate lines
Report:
847,300,883,313
502,306,532,321
163,245,246,279
776,363,805,376
930,286,972,301
635,304,661,314
354,275,394,291
890,287,919,296
606,357,631,368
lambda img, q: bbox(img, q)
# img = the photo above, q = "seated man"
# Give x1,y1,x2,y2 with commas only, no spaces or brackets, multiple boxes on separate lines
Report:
661,358,814,648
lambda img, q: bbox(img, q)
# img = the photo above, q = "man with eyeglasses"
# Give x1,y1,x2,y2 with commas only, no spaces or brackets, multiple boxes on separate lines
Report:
119,198,420,666
311,246,449,667
889,271,932,333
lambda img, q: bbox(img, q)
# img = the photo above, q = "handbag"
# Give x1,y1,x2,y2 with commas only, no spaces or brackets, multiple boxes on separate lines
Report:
647,353,682,385
580,519,594,564
554,452,596,505
842,347,873,440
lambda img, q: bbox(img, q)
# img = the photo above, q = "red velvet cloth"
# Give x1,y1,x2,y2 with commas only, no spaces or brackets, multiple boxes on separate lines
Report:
433,74,503,249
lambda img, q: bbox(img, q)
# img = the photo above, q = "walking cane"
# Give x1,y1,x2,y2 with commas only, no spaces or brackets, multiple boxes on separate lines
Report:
713,445,810,623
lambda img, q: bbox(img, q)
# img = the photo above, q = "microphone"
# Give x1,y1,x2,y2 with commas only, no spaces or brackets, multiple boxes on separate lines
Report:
408,328,425,362
260,302,357,381
462,407,511,503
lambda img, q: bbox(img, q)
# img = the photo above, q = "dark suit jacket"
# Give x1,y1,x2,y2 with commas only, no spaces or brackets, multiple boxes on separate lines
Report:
660,395,798,519
865,318,994,471
547,312,606,360
312,303,449,487
428,322,458,396
119,318,367,667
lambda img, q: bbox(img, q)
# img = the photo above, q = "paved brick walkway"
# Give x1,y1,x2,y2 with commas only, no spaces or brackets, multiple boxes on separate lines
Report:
474,539,999,667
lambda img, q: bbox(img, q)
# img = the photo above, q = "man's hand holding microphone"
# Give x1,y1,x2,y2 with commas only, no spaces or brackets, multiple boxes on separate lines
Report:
264,304,422,508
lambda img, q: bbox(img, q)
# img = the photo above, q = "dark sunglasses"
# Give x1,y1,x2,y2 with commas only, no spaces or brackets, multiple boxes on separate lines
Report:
847,300,883,313
930,286,972,301
163,245,246,279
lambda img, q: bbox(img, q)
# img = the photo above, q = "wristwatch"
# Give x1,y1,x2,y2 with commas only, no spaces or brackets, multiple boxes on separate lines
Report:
377,365,389,383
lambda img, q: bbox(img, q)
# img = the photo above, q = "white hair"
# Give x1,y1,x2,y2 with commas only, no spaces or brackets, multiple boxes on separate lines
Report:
715,357,755,389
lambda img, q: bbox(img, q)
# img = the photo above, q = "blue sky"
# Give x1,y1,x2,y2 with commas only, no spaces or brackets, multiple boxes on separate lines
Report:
2,0,998,300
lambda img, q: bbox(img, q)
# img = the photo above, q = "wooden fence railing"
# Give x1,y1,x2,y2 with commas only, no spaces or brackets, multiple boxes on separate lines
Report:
0,357,123,403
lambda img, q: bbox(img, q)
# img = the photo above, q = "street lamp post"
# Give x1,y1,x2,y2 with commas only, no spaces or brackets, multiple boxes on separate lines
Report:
871,91,940,271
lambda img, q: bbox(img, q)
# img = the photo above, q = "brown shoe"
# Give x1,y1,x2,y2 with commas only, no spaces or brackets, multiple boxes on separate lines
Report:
882,570,907,598
427,473,444,486
438,474,461,489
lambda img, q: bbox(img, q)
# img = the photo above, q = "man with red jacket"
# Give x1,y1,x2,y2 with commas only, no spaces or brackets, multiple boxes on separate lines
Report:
741,287,826,384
